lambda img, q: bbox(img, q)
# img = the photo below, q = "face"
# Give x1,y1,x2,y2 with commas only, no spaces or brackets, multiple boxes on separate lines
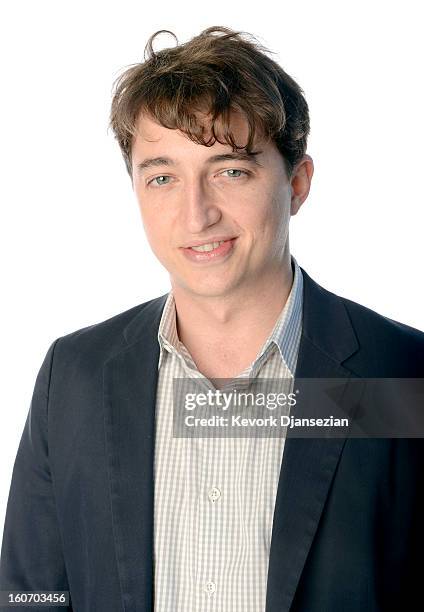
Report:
131,111,313,299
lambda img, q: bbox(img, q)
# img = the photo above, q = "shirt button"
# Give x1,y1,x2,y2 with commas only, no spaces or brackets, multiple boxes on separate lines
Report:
208,486,221,502
204,580,216,595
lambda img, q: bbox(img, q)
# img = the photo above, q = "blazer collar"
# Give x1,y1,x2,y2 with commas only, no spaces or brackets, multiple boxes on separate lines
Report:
297,266,359,373
105,267,360,612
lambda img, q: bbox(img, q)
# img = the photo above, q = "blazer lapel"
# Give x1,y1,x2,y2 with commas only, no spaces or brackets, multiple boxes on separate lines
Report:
103,294,167,612
266,268,360,612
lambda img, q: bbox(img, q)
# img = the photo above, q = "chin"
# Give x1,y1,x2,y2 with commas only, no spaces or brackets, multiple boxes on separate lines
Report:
193,279,243,298
170,258,247,294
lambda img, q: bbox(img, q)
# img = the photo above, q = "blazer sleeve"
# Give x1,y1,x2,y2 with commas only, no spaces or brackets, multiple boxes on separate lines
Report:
0,339,73,611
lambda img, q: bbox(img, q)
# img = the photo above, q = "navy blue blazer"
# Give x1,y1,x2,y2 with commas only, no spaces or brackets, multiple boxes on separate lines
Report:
1,267,423,612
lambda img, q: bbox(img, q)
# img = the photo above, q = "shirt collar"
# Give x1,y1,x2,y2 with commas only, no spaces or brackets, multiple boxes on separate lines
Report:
157,255,303,375
250,255,303,376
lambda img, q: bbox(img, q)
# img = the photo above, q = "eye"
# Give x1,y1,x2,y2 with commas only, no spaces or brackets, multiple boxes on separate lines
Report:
147,175,172,187
221,169,250,179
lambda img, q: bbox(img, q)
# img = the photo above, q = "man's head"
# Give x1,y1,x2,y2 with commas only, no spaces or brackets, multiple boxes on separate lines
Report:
109,26,313,299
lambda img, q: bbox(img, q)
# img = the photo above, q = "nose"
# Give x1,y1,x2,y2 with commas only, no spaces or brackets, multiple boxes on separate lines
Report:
181,177,222,234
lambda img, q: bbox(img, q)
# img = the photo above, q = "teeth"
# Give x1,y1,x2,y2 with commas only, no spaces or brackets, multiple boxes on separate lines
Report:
190,240,225,252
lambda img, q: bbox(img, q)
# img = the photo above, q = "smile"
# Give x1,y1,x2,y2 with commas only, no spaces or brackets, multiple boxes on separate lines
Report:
181,238,237,263
190,240,226,252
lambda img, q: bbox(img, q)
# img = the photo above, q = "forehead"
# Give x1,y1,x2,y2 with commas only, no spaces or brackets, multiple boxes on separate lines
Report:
132,110,261,153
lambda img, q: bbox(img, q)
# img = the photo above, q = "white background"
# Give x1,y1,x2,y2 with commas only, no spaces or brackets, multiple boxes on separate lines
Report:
0,1,423,530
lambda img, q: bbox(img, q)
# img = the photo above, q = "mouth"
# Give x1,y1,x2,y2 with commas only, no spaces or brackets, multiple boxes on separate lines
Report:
180,237,237,263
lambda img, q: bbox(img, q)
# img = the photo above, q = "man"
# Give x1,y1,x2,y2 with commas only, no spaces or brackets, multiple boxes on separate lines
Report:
0,25,423,612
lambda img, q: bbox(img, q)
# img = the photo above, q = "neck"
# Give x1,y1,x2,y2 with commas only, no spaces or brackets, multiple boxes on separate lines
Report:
171,251,294,363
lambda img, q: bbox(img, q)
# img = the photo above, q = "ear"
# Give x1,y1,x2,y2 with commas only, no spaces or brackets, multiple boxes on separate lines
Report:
290,155,314,216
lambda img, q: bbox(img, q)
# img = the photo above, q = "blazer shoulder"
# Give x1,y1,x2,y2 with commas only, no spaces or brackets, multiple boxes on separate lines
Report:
339,294,424,376
341,294,424,341
52,293,168,365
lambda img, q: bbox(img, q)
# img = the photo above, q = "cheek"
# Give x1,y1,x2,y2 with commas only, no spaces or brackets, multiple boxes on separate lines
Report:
248,194,290,241
137,208,168,260
138,199,172,241
145,220,171,251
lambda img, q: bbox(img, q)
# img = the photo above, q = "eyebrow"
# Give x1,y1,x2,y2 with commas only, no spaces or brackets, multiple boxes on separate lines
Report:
136,151,264,174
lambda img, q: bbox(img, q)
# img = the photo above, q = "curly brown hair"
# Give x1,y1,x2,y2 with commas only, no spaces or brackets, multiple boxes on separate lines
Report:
109,26,310,178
